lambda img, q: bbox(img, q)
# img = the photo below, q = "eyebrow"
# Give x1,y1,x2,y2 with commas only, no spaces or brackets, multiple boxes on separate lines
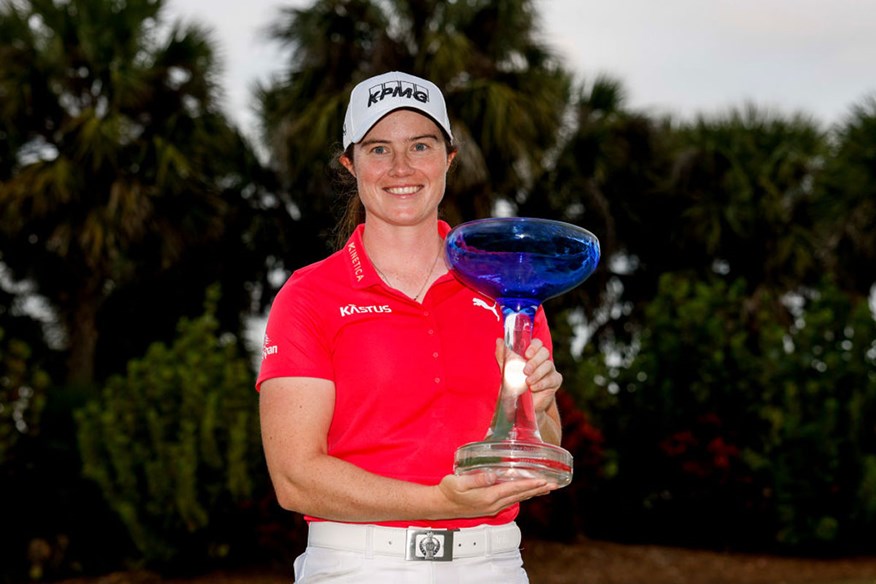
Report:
359,133,441,147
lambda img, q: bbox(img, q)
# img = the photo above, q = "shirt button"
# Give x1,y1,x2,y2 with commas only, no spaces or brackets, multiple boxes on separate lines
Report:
424,311,430,317
433,352,439,358
428,329,434,335
434,377,441,384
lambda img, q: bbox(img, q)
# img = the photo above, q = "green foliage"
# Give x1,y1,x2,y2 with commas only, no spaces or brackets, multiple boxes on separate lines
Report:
0,327,50,464
75,286,265,568
575,274,771,546
757,281,876,549
576,274,876,552
0,0,267,385
664,109,826,319
818,95,876,295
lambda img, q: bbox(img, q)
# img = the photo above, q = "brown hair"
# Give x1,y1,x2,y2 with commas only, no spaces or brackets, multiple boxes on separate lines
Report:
329,144,363,250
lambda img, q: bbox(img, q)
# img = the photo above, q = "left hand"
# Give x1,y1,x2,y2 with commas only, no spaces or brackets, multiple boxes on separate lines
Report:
495,338,562,413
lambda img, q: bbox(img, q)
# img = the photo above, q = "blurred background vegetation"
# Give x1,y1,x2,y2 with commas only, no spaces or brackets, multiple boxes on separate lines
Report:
1,0,874,581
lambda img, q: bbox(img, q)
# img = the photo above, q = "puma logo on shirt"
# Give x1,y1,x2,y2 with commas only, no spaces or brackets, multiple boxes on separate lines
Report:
472,298,500,321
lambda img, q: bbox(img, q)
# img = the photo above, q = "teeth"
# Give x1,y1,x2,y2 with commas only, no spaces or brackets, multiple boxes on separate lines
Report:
386,186,419,195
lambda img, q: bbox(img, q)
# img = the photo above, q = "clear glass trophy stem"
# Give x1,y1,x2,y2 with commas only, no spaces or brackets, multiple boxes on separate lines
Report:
486,310,541,443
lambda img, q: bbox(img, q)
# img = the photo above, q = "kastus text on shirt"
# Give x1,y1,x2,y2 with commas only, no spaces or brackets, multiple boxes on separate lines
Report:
339,304,392,317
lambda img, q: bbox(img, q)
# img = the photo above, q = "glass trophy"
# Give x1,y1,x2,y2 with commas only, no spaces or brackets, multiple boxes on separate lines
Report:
445,217,600,487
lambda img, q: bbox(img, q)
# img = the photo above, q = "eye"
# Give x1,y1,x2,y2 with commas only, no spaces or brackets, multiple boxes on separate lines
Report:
370,145,388,155
412,142,430,152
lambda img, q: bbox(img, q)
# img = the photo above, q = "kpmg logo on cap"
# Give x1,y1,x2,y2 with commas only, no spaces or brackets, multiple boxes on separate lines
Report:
368,80,430,108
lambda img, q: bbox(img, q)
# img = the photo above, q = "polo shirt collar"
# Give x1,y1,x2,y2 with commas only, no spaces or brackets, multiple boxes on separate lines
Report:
344,221,454,290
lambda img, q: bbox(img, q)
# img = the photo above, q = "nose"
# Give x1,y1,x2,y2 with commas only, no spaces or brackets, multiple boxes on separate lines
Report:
389,151,414,176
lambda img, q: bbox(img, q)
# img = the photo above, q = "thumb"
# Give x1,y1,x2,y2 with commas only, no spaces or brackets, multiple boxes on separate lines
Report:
494,338,505,367
459,470,499,490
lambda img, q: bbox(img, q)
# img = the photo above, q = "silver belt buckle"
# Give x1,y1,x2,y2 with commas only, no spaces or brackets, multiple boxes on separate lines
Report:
405,528,456,561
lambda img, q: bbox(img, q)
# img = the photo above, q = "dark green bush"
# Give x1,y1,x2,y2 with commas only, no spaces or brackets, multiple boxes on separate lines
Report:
757,281,876,551
576,274,876,552
0,328,49,464
75,286,268,571
0,328,51,581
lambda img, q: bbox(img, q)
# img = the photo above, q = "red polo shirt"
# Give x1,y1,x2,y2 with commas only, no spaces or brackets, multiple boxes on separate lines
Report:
257,221,553,528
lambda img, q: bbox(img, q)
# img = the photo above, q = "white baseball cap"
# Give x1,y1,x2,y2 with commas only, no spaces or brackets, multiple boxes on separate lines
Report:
342,71,453,149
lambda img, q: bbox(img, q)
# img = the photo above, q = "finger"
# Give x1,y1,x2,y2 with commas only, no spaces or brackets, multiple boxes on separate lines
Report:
525,338,545,359
459,471,499,491
498,480,557,505
523,345,550,374
525,360,554,385
529,368,562,392
529,483,560,498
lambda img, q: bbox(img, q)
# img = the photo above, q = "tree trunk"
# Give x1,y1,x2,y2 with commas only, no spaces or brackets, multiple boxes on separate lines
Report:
65,285,101,387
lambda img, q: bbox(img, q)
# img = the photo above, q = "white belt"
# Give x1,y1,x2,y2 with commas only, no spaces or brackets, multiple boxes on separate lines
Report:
307,521,522,562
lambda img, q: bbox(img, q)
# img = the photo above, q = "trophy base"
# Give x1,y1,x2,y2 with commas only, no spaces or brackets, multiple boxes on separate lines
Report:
454,440,573,488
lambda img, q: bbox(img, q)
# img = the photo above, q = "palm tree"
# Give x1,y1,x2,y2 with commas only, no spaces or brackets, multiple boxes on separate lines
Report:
256,0,573,263
667,105,828,296
0,0,253,385
818,95,876,298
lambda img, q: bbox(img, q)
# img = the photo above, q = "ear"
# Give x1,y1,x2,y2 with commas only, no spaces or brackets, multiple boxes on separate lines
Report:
446,149,457,168
339,153,356,177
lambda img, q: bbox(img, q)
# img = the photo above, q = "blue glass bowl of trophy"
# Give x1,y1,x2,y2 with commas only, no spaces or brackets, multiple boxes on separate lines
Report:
445,218,600,487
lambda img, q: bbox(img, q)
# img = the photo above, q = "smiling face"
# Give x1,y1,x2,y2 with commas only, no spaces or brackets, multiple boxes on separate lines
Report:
340,109,456,229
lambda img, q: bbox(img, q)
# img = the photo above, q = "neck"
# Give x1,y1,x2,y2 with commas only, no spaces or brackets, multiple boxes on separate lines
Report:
363,222,447,301
362,220,443,269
